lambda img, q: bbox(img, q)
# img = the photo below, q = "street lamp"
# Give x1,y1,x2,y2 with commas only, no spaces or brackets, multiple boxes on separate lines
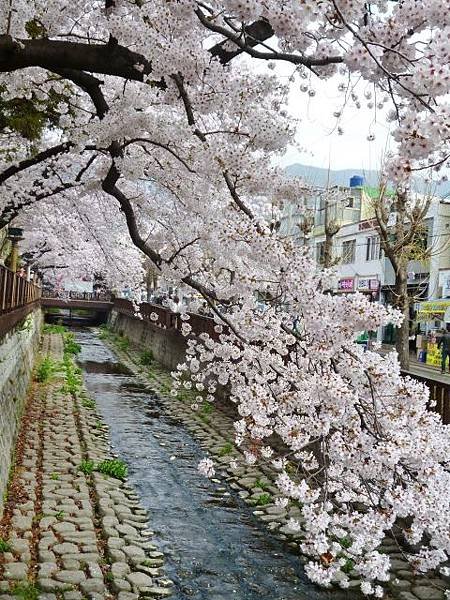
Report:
7,227,24,272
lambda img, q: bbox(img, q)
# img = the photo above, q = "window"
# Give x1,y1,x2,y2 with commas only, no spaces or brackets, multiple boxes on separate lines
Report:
316,241,325,265
366,236,381,261
341,240,355,264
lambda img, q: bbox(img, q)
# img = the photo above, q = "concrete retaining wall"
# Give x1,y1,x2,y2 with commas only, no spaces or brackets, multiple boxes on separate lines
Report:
0,309,43,513
109,309,187,372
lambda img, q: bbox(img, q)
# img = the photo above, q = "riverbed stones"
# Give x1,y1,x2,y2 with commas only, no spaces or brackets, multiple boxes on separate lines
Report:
0,333,172,599
411,586,445,600
3,563,28,581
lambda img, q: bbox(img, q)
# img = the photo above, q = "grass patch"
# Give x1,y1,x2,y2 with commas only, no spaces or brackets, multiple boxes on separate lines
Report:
43,324,66,334
218,442,234,457
140,349,154,365
63,333,81,355
116,335,130,351
61,354,82,396
81,398,96,409
254,478,269,491
78,460,95,475
35,356,58,383
0,537,12,553
12,583,40,600
254,493,272,506
96,459,128,480
341,558,355,574
198,400,214,423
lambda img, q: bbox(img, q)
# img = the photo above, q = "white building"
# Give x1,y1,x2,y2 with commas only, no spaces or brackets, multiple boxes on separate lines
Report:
280,177,450,338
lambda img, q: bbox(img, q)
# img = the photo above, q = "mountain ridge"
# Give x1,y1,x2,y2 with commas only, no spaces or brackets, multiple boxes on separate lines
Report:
285,163,450,198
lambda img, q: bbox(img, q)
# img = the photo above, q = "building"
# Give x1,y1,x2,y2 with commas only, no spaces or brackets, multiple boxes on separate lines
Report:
280,177,450,340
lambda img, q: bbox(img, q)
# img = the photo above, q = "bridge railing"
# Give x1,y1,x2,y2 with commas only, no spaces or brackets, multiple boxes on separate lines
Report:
42,290,112,301
0,263,41,316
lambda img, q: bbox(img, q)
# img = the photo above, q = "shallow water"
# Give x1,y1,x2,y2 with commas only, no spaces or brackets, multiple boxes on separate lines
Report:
76,330,343,600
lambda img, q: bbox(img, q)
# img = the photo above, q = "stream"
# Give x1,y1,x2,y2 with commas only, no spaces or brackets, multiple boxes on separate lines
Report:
75,329,345,600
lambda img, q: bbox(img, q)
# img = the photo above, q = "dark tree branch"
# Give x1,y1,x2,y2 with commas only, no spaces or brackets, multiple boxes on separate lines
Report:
195,8,343,68
0,182,78,228
0,34,153,81
51,68,109,118
0,142,71,186
209,18,275,64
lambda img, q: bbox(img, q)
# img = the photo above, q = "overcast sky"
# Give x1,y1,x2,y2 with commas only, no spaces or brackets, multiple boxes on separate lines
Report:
274,65,395,173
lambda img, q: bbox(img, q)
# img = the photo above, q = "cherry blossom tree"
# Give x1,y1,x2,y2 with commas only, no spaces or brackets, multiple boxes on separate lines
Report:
0,0,450,595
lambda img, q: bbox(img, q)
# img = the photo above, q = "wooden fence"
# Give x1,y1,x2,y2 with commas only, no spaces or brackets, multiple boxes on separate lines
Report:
0,264,41,338
402,371,450,425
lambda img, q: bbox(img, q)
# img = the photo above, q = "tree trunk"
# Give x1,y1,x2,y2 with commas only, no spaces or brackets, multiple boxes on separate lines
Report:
394,272,410,370
323,233,334,268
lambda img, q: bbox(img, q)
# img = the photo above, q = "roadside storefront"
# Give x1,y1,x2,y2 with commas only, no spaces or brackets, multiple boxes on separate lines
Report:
415,299,450,366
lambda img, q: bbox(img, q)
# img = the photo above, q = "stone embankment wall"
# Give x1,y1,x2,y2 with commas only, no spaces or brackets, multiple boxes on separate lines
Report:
0,309,42,513
109,309,186,371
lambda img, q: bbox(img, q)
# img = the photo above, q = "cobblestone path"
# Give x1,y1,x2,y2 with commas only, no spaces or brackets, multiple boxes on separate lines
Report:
0,334,172,600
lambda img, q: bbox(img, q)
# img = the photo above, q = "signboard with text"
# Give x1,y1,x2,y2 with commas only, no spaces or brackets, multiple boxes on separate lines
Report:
338,278,355,291
357,278,379,291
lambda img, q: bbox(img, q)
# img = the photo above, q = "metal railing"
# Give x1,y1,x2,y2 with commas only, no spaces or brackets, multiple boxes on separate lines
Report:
0,263,41,315
42,290,112,302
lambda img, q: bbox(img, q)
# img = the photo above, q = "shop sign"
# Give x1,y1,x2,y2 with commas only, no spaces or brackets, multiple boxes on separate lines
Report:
338,278,354,291
418,299,450,317
358,278,379,291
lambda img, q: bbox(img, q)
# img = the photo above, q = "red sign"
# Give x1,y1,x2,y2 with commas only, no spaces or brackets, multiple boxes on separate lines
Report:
338,278,354,291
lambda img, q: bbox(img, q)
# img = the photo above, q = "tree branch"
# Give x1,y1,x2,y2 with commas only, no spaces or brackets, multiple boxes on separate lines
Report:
195,8,343,68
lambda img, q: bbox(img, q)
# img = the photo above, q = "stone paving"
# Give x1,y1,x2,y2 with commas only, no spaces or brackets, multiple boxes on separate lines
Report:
106,334,450,600
0,333,172,600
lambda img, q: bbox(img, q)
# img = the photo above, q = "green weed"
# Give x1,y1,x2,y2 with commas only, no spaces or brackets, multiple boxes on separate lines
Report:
61,354,82,395
43,324,66,334
140,349,154,365
78,460,95,475
0,537,12,552
35,356,58,383
96,459,128,480
81,398,96,409
63,333,81,355
116,335,130,351
341,558,355,574
218,442,234,457
254,478,269,491
55,511,65,520
12,583,40,600
254,493,272,506
50,472,59,481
